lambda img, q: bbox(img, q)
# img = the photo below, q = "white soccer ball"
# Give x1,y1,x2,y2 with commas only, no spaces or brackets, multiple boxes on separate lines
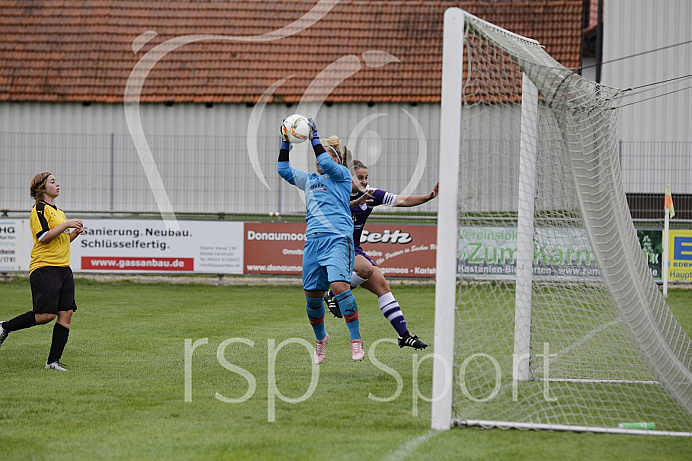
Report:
281,114,311,144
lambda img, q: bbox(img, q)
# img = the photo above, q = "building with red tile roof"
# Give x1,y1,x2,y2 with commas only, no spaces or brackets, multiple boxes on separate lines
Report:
0,1,584,104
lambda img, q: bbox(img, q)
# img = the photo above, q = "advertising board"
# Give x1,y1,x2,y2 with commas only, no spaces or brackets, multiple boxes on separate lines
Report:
243,222,437,278
72,219,244,274
0,219,31,271
668,230,692,281
0,218,686,284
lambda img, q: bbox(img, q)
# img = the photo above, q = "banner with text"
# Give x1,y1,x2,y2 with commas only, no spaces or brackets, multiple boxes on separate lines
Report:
459,226,598,280
243,222,437,277
72,219,244,274
0,218,684,282
0,219,31,271
244,222,305,275
668,230,692,281
638,229,663,279
460,226,668,280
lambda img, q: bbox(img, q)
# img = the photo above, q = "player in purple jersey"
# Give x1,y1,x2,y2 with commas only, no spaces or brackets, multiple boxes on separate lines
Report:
323,136,438,349
277,121,364,363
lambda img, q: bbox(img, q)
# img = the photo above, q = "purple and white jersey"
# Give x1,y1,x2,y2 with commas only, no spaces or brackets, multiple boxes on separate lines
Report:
351,186,396,248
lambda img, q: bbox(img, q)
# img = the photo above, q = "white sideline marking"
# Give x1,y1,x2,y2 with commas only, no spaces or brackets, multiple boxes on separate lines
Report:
381,430,440,461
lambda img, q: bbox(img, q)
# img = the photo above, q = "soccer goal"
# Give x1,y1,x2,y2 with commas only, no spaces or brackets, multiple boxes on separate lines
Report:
431,8,692,436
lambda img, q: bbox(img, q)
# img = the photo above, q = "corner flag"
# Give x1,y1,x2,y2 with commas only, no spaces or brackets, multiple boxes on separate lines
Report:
665,185,675,218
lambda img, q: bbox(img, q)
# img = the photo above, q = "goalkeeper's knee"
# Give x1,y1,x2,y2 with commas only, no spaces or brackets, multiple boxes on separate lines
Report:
335,289,358,316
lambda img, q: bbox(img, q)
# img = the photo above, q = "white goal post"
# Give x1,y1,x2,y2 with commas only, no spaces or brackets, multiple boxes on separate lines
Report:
432,8,692,436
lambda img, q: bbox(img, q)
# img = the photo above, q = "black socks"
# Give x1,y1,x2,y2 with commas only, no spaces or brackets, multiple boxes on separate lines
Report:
47,323,70,364
3,311,38,332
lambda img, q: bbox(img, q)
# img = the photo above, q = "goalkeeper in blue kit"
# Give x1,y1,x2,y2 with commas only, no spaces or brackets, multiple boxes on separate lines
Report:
277,118,364,363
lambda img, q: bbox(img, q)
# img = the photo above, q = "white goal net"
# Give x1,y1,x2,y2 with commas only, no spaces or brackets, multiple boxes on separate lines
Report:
431,8,692,436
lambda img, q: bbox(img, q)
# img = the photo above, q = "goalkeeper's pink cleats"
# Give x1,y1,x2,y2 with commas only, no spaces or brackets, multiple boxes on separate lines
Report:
351,339,364,361
314,333,329,364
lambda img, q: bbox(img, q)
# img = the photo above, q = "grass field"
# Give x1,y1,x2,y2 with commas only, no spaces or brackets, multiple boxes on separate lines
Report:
1,277,691,460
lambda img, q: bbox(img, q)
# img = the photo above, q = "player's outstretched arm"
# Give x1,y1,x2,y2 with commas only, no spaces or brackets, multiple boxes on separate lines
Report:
308,118,349,181
350,190,374,208
307,117,326,158
393,182,439,207
277,121,296,184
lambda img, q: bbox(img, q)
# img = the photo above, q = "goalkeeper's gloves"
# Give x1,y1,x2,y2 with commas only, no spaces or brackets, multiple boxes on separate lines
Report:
280,117,290,142
280,119,291,151
307,118,319,142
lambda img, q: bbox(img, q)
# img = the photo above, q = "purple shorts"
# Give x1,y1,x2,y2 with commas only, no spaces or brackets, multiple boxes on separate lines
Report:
355,246,376,266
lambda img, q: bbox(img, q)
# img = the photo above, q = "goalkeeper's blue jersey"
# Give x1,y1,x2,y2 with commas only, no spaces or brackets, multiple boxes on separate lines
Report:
278,152,354,238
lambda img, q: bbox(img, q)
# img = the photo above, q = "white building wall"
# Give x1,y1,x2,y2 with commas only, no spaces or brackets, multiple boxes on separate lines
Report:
0,102,442,215
602,0,691,194
603,0,691,142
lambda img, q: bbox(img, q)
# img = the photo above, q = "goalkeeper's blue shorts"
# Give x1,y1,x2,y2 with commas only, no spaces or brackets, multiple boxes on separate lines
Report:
302,233,354,291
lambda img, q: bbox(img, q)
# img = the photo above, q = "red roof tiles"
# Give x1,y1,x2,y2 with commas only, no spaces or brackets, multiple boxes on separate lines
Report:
0,1,583,103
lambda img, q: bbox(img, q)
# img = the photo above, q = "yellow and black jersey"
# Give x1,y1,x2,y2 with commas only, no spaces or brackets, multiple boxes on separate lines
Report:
29,201,71,273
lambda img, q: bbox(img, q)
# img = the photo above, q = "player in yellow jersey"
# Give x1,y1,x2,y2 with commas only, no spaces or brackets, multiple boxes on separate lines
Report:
0,172,84,371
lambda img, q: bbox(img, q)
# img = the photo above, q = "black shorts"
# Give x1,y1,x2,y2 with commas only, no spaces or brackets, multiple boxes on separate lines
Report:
30,266,78,314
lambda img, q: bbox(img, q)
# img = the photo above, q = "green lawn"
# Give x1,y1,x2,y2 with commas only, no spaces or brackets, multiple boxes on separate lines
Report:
1,277,691,460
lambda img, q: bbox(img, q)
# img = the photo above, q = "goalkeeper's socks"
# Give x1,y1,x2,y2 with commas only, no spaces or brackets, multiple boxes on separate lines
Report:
336,290,361,340
305,296,326,341
3,311,38,332
378,292,408,337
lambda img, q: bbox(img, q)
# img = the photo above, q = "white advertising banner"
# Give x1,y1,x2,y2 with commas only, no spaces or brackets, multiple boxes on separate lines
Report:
71,219,244,274
0,219,31,272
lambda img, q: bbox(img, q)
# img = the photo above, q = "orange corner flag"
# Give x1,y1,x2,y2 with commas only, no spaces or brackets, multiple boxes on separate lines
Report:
665,185,675,218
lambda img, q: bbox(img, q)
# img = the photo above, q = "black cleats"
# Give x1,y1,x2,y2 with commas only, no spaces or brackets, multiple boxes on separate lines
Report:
398,332,428,349
323,293,343,318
